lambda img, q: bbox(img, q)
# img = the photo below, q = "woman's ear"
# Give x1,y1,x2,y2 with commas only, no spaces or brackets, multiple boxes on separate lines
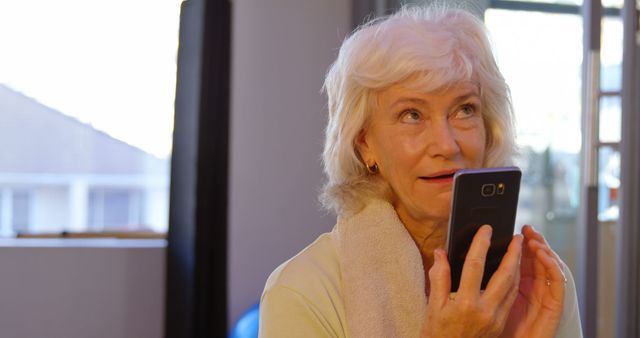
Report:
355,129,374,164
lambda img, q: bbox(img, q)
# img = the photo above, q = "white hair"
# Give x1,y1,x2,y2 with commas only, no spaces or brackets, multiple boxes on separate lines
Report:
321,4,517,216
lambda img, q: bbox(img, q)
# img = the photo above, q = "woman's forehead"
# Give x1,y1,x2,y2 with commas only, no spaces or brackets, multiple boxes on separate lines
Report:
377,80,480,103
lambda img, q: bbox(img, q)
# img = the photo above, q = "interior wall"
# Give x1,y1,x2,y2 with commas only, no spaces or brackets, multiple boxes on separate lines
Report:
228,0,351,328
0,240,165,338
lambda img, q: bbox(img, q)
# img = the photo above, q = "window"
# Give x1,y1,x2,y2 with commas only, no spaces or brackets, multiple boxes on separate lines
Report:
485,7,583,270
493,0,622,8
0,189,33,234
11,190,31,232
88,189,143,230
0,0,182,237
485,3,624,337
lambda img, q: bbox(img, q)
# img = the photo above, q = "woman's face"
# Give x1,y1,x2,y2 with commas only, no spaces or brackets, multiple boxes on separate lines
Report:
357,80,486,224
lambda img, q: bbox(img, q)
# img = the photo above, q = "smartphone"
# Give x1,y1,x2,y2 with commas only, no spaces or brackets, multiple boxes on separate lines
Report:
445,166,521,292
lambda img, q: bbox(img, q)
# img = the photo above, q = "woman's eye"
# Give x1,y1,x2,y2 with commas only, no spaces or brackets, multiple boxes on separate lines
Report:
453,104,476,119
400,109,422,123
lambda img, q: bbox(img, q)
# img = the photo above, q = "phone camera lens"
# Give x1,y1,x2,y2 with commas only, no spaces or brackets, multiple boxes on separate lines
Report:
481,184,495,197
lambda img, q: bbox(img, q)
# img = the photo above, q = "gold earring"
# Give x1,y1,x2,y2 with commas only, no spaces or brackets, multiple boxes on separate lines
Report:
366,162,379,174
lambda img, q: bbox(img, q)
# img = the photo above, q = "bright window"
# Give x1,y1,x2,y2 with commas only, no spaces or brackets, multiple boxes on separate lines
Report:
485,8,583,270
494,0,622,7
486,5,623,337
0,0,182,236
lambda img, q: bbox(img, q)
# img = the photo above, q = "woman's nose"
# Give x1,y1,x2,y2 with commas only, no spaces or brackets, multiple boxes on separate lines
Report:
426,120,461,158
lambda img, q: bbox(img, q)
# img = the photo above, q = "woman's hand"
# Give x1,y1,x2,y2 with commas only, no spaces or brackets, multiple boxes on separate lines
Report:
421,225,523,338
499,225,566,338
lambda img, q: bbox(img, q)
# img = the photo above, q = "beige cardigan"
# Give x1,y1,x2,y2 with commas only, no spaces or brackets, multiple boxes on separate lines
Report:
259,199,583,338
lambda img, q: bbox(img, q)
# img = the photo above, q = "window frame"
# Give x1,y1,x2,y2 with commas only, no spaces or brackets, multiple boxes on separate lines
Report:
164,0,230,336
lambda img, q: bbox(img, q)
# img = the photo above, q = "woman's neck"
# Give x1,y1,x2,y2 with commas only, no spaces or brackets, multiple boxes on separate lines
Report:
395,207,448,294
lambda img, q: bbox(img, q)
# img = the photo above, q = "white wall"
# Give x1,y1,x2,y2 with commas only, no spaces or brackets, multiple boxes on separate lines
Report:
33,186,68,230
228,0,351,328
0,239,165,338
143,187,169,232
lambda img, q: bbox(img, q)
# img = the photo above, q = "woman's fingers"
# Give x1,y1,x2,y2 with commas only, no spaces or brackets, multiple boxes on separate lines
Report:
483,234,523,303
521,225,537,259
428,248,451,308
528,239,566,283
457,224,493,298
522,225,563,265
535,248,566,302
522,227,567,305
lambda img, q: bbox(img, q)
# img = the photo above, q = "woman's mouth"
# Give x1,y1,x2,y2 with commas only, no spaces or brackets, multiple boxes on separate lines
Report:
419,169,461,183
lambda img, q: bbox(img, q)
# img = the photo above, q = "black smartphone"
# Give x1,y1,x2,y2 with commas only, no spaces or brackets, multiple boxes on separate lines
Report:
445,166,521,292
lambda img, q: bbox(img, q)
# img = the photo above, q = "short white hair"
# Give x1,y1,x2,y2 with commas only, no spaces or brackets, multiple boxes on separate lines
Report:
321,4,517,216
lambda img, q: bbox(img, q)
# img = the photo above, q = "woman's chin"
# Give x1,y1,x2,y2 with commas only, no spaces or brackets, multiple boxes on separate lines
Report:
412,206,451,224
422,195,453,219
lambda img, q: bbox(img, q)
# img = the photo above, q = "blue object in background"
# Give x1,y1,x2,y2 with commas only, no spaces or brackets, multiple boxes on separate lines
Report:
229,303,260,338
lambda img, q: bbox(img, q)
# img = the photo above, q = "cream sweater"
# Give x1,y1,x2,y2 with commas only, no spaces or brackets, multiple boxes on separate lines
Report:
259,199,583,338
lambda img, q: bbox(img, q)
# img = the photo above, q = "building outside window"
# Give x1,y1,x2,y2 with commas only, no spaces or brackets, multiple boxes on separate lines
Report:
89,189,137,230
0,0,181,237
11,190,31,232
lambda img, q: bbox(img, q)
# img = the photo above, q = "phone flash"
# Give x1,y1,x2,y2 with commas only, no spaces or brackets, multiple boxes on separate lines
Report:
497,183,505,195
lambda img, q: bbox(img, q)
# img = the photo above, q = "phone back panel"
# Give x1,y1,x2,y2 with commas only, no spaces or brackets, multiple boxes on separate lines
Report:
446,167,521,292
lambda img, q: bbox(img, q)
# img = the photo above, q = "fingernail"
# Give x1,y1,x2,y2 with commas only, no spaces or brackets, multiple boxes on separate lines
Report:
516,235,524,250
484,225,493,237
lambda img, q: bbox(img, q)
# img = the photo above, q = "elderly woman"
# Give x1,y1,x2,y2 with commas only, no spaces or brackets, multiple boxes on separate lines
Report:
259,5,582,338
